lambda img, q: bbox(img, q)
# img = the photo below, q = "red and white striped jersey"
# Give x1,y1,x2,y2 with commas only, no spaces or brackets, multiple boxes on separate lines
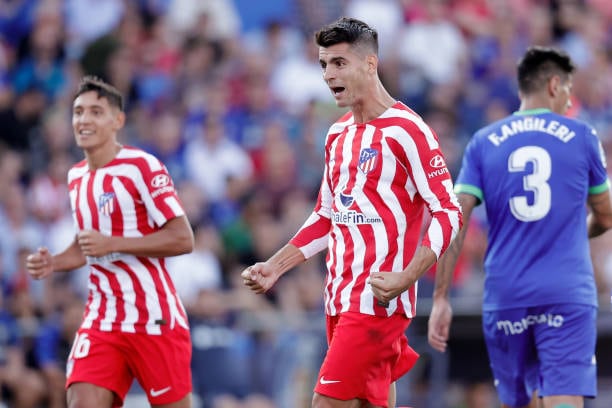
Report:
290,102,462,318
67,146,188,335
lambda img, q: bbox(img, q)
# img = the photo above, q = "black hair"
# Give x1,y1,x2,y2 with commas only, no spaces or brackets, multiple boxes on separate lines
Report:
314,17,378,54
74,75,124,111
517,46,575,94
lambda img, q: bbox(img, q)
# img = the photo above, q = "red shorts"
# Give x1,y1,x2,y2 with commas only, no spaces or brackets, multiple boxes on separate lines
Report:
66,326,192,407
314,312,419,406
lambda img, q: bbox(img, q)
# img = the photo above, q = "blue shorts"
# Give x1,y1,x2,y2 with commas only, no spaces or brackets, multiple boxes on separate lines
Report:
483,304,597,407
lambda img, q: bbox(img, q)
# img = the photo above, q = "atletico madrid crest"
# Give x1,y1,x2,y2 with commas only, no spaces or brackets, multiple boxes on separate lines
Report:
99,192,116,215
358,148,379,174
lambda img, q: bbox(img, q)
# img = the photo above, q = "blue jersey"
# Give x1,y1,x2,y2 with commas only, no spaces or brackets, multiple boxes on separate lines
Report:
456,109,610,311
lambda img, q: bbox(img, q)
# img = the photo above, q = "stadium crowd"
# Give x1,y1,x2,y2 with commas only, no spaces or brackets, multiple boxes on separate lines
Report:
1,0,612,407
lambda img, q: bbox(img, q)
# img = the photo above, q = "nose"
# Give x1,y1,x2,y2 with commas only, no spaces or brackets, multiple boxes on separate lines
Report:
76,111,91,124
323,66,335,82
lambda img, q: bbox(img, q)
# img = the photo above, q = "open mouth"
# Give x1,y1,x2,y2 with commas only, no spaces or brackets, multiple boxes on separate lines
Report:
331,86,345,96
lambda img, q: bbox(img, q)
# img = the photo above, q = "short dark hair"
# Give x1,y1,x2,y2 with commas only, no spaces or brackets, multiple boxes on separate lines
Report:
74,75,124,111
517,46,575,94
314,17,378,54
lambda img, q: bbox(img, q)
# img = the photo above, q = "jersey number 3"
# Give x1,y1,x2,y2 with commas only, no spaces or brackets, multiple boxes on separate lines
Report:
508,146,551,222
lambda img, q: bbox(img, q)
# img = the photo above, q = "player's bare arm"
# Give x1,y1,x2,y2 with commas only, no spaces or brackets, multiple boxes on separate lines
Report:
428,193,477,352
369,246,437,305
78,215,194,258
26,239,87,280
586,189,612,238
242,243,306,294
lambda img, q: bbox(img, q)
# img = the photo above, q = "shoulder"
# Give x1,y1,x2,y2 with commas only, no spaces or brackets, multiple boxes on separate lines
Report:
116,146,167,172
545,113,600,146
473,115,513,138
379,103,433,135
378,102,440,148
563,115,598,137
67,159,88,181
328,111,354,134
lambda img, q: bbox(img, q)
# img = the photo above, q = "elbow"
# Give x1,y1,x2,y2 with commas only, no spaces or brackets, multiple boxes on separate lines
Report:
172,228,194,255
179,232,195,255
595,213,612,231
599,217,612,233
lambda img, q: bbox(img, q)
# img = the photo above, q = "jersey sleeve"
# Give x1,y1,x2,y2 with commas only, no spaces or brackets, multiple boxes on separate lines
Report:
454,134,485,203
139,158,185,228
395,119,463,258
585,125,610,194
289,140,334,258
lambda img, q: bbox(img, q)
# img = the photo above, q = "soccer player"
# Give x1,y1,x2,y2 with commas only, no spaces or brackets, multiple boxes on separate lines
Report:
241,17,462,408
26,76,195,408
427,46,612,408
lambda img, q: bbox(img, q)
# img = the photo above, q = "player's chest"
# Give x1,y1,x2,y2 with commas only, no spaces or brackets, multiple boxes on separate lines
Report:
69,173,143,219
327,133,401,191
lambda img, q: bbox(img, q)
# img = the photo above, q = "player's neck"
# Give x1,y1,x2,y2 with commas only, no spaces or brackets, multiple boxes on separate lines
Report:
351,81,396,124
518,95,552,113
85,141,123,170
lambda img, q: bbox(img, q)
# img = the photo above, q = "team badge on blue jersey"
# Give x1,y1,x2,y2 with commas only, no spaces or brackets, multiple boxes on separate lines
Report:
358,148,379,174
99,192,116,216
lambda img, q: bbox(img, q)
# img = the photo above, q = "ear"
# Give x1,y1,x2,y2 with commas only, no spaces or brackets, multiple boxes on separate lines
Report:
367,54,378,74
548,75,561,98
114,111,126,131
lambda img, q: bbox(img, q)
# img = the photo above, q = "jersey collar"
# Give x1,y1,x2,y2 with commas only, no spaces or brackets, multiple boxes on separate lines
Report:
513,108,551,116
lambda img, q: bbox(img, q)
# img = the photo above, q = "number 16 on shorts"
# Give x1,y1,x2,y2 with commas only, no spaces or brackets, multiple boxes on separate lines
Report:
67,332,91,375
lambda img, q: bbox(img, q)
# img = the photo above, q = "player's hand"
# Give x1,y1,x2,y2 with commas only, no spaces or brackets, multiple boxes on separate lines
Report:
77,230,112,257
26,247,54,280
368,271,410,306
428,297,453,353
241,262,279,294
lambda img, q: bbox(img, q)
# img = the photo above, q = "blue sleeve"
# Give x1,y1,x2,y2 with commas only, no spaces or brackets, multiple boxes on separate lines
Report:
585,125,610,194
455,134,485,203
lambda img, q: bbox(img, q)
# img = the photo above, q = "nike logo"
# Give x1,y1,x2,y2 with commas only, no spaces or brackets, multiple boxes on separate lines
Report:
319,377,341,385
150,386,172,397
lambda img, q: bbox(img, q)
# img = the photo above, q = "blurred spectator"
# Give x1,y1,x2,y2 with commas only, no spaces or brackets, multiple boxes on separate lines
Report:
0,289,46,408
171,246,265,406
253,120,299,212
27,105,82,177
167,224,224,315
143,108,189,182
166,0,240,41
64,0,124,59
0,183,44,287
27,151,72,225
397,0,468,88
0,0,38,48
34,294,84,408
0,85,46,154
11,0,66,100
184,115,254,228
293,0,344,36
243,19,303,64
270,35,333,115
344,0,404,61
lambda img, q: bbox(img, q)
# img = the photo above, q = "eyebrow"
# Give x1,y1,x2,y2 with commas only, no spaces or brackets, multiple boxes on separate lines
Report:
73,101,106,110
320,56,346,65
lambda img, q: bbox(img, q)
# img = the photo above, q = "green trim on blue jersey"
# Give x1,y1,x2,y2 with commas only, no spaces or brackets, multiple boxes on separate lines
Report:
589,178,611,194
513,108,552,116
454,183,484,203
